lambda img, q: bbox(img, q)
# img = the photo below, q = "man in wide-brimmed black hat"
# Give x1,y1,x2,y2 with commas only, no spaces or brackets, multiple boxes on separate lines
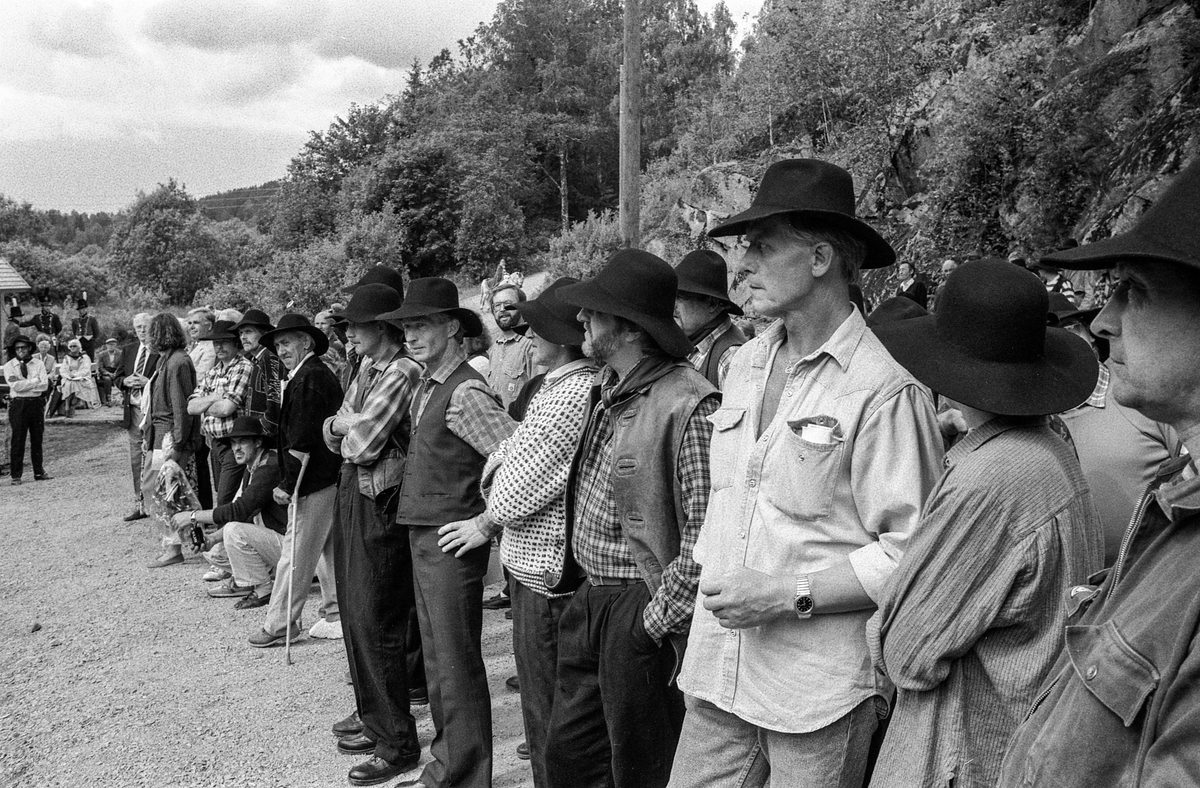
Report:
673,249,747,388
670,159,943,788
437,277,597,787
377,276,515,788
321,282,428,786
187,320,254,507
232,308,283,436
537,250,718,788
999,157,1200,788
3,334,51,484
866,259,1103,788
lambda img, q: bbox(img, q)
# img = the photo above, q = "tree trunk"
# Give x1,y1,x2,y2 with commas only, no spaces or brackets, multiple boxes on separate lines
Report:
560,140,570,235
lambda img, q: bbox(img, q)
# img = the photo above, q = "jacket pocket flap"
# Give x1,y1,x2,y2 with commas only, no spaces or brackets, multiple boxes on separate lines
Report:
1065,622,1159,726
707,407,745,432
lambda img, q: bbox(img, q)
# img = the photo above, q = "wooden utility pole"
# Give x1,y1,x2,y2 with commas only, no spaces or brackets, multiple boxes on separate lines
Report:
619,0,641,248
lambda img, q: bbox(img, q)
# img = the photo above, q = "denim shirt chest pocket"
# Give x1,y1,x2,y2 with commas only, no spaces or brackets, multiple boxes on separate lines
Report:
706,407,746,490
759,415,845,521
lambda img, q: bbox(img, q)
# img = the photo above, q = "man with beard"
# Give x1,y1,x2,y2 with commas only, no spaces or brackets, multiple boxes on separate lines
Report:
673,249,746,389
232,309,283,436
542,250,719,788
487,283,536,410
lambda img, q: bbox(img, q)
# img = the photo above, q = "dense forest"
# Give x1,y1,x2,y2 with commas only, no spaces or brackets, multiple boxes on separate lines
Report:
2,0,1197,329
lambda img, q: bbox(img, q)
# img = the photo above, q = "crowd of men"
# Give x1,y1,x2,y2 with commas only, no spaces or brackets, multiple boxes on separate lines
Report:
6,155,1199,788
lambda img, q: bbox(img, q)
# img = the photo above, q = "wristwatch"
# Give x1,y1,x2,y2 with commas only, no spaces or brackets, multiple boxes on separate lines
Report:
189,510,199,526
794,574,814,619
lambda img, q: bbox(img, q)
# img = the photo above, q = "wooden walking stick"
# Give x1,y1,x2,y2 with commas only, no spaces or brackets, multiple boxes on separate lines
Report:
285,449,311,666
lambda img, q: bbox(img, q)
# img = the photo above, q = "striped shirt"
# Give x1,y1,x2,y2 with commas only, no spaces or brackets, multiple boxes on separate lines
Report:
867,417,1103,788
484,359,597,597
193,355,253,439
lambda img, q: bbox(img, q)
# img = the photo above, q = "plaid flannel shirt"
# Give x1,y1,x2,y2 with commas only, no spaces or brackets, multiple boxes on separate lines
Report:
325,346,422,467
193,355,252,439
686,317,740,389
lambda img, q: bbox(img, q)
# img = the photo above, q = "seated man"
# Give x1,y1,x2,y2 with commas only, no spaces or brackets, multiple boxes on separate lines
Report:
172,416,287,608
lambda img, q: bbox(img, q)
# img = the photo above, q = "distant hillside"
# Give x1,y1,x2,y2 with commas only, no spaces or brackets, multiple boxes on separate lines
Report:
197,181,282,224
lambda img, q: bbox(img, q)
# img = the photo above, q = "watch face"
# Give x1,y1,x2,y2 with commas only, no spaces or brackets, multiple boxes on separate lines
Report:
795,596,814,615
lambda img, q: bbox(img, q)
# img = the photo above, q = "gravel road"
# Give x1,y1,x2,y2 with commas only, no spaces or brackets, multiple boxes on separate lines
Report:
1,418,532,788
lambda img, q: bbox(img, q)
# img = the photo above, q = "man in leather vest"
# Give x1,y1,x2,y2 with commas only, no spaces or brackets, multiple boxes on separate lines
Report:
385,277,516,788
541,250,719,788
674,249,747,389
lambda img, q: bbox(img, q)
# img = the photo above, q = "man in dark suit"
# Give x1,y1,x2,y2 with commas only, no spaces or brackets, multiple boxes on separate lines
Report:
114,312,158,521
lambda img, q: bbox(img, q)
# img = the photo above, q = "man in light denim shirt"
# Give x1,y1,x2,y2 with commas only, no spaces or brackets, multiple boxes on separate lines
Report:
669,160,944,788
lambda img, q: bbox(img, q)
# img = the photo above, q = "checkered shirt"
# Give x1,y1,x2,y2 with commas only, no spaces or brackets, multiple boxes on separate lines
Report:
194,355,253,439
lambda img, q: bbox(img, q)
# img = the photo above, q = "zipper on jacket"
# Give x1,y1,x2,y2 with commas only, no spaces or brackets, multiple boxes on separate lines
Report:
1023,671,1064,722
1110,481,1156,591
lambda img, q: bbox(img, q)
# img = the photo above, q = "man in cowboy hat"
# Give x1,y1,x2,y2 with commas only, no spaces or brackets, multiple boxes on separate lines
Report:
673,249,747,388
236,314,345,641
538,250,718,788
437,277,597,787
116,313,158,520
669,159,943,788
71,297,100,360
380,277,515,788
865,259,1103,788
3,334,51,484
322,283,427,787
999,157,1200,787
232,308,283,436
187,320,253,506
173,416,287,607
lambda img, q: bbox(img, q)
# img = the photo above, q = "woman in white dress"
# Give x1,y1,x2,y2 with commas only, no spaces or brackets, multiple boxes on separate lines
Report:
57,338,100,415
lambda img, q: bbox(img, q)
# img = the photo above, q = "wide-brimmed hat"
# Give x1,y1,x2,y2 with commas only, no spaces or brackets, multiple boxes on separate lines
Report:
873,258,1097,416
1045,293,1100,327
865,296,928,329
226,415,269,440
232,308,274,333
196,320,240,342
707,159,896,270
342,265,406,297
378,278,483,338
259,313,329,357
1043,158,1200,272
6,334,35,354
335,283,403,323
674,250,742,316
513,277,586,346
557,249,693,358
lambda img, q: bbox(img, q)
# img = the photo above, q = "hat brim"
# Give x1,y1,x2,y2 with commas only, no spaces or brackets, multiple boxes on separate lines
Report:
1041,226,1199,271
225,426,268,440
259,325,329,357
378,304,483,338
707,206,896,270
874,316,1098,416
7,336,35,353
196,331,240,343
675,281,744,316
232,318,274,332
556,279,694,358
513,300,585,346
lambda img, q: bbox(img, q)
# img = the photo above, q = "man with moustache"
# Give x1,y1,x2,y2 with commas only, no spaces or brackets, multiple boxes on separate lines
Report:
487,282,536,410
188,321,253,506
116,312,159,521
232,309,283,436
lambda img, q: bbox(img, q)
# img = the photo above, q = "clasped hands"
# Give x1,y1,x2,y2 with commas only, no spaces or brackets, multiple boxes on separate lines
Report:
700,567,794,629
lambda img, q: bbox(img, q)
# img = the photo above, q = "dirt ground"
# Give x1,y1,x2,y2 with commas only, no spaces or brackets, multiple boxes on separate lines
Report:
0,414,532,788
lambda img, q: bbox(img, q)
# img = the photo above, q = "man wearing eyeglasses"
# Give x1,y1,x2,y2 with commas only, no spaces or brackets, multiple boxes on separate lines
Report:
487,284,536,411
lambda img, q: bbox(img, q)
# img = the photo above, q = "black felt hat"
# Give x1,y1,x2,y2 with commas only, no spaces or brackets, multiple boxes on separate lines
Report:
866,296,928,329
342,265,406,297
513,277,586,346
6,334,35,355
707,159,896,270
873,259,1098,416
556,249,694,358
259,313,329,357
196,320,240,342
1045,293,1100,327
225,415,269,440
232,308,274,332
674,250,742,315
335,283,403,323
378,278,484,338
1042,158,1200,272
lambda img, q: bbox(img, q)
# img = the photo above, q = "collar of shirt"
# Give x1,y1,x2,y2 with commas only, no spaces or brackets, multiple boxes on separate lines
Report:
751,308,864,375
421,343,469,385
687,317,734,366
286,353,314,382
368,345,406,375
494,331,526,346
544,357,596,385
1085,361,1110,408
946,415,1047,468
1152,452,1200,522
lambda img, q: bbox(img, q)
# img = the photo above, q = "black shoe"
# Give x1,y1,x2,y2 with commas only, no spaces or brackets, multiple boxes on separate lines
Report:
337,732,376,755
348,754,420,786
504,608,513,620
505,675,520,692
234,592,271,610
409,687,429,706
332,711,363,738
481,593,511,610
33,473,53,481
123,509,148,522
516,741,530,760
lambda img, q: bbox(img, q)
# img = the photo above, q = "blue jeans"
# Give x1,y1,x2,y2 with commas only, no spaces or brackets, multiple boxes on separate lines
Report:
667,694,882,788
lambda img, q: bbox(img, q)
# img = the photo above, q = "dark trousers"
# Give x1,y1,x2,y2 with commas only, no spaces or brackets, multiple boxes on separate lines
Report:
208,436,243,507
408,524,493,788
335,467,420,764
127,404,145,508
194,441,213,508
8,398,45,480
545,581,685,788
512,580,571,788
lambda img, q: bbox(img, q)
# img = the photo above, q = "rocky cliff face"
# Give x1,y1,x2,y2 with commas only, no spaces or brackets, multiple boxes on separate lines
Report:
678,0,1199,308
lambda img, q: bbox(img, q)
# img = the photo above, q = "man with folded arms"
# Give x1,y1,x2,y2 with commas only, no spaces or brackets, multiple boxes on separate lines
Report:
999,158,1200,786
669,159,943,788
188,320,253,506
437,278,595,788
385,277,516,788
174,416,287,608
673,249,746,389
540,251,718,788
3,334,51,485
322,283,426,787
867,259,1103,787
232,309,283,436
243,314,344,645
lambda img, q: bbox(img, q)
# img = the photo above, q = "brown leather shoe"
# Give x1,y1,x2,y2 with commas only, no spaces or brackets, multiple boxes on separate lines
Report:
234,591,270,610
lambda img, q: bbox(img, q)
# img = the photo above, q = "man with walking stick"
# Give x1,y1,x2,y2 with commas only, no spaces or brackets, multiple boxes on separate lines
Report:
247,314,344,648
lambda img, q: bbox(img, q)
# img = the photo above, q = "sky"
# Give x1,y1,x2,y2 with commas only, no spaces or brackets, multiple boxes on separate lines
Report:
0,0,763,215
